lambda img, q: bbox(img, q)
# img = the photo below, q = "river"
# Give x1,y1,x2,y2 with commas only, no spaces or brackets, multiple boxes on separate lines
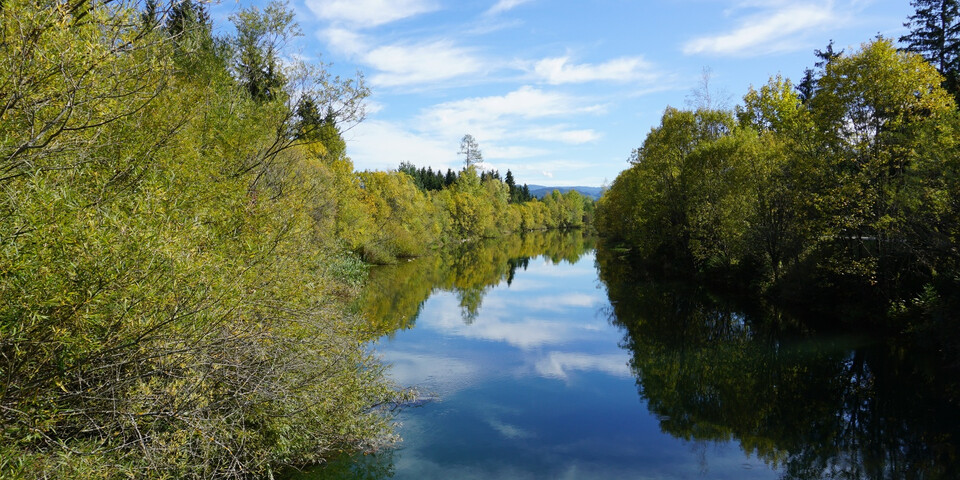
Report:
292,231,960,479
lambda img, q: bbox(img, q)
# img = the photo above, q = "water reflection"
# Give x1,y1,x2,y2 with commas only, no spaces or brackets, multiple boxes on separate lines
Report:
293,231,782,479
358,230,595,334
595,244,960,479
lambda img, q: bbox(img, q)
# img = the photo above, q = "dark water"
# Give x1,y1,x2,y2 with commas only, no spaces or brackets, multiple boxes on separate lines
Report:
293,231,960,479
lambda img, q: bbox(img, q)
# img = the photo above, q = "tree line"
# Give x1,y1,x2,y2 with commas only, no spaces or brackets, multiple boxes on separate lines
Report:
397,162,535,202
595,36,960,326
355,160,593,263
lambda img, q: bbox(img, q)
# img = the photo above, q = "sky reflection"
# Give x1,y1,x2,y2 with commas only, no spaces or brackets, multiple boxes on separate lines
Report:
365,247,781,480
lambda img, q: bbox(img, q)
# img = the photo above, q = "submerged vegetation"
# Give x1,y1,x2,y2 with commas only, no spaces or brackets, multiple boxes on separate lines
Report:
0,0,590,477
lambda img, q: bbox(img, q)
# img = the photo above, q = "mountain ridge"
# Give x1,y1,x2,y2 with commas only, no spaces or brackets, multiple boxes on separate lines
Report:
526,185,603,200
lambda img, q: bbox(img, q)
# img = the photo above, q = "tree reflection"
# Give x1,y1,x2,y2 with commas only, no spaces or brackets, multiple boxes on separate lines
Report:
596,243,960,479
358,230,595,334
284,450,396,480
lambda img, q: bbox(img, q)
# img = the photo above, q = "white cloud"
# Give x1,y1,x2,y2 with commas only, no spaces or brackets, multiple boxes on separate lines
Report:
523,293,602,311
344,120,455,172
418,86,605,142
320,29,486,88
321,27,367,56
487,0,534,15
484,145,550,159
417,293,606,349
683,3,841,56
366,40,486,87
427,86,595,121
533,56,659,84
450,317,572,348
306,0,438,28
363,99,385,115
525,126,601,144
342,86,605,173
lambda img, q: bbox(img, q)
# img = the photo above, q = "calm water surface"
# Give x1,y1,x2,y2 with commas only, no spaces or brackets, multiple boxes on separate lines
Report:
297,231,959,479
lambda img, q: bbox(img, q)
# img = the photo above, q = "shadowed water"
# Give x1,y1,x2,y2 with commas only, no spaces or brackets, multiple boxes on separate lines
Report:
290,231,960,479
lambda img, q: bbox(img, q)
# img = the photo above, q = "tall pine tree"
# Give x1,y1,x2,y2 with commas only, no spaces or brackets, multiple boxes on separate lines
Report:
901,0,960,101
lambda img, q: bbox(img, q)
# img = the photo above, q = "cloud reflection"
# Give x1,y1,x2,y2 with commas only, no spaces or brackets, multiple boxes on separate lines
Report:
379,350,479,394
534,352,631,380
426,295,609,348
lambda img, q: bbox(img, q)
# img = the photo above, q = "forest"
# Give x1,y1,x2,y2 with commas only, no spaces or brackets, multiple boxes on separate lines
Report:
595,36,960,334
0,0,591,478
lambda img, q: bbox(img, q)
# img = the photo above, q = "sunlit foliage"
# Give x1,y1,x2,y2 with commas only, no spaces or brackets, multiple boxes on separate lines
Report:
0,0,598,475
0,0,401,477
595,39,960,320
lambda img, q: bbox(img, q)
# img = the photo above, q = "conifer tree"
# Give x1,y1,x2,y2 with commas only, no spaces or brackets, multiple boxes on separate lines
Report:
901,0,960,99
458,134,483,167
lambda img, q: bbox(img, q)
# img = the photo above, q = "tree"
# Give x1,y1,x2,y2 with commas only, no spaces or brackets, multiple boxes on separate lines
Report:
165,0,210,38
505,169,518,202
901,0,960,100
796,40,843,104
810,38,955,295
230,0,299,102
458,134,483,168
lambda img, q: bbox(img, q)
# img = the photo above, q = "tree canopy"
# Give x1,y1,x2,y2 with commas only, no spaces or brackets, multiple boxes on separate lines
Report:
596,38,960,322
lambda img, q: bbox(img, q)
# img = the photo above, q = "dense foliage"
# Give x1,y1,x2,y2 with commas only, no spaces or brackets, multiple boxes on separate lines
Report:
0,0,591,477
595,39,960,326
355,160,592,263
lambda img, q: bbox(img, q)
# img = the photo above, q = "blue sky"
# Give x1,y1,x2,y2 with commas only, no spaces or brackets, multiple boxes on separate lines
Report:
210,0,912,187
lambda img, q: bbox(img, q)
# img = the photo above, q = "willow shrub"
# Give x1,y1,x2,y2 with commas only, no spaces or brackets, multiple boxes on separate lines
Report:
0,1,402,478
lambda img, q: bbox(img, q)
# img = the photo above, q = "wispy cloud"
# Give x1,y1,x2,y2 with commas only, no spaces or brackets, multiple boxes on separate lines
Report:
486,0,534,15
532,56,659,84
344,120,457,171
321,27,366,55
525,126,601,144
306,0,438,28
320,29,486,88
683,2,842,56
418,86,604,142
485,145,550,159
380,350,478,393
342,86,606,176
366,40,486,87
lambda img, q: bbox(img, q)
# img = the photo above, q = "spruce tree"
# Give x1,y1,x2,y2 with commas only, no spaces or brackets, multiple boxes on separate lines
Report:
901,0,960,100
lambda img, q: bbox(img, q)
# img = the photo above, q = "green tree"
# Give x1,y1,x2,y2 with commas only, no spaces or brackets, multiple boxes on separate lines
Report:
812,38,955,294
738,76,819,279
165,0,210,39
230,0,298,102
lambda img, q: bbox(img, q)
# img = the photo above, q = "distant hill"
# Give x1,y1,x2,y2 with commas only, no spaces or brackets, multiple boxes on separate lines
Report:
526,185,604,200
